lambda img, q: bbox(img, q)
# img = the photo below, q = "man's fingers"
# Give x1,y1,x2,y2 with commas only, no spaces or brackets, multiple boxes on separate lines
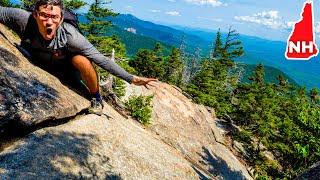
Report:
149,79,159,84
144,84,150,89
144,82,158,89
134,77,159,88
148,82,157,87
146,78,158,83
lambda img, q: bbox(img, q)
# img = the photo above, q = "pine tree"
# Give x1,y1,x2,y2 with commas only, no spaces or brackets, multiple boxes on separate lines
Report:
165,47,183,85
20,0,86,9
81,0,118,36
222,27,244,60
153,42,163,56
186,59,232,115
64,0,86,10
0,0,13,7
129,44,165,79
20,0,35,8
211,28,223,59
277,74,287,89
185,28,245,116
249,63,265,85
310,88,319,103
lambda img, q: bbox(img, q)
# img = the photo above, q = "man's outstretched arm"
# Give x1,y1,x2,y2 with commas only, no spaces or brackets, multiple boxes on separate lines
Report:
65,23,158,86
0,6,30,37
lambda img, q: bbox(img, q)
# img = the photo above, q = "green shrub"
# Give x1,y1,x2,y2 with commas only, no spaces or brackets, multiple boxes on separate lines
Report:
125,95,153,125
93,60,133,99
233,129,252,143
113,77,126,98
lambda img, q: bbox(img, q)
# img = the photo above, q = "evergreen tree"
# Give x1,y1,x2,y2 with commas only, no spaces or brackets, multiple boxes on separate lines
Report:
81,0,118,36
231,62,320,179
20,0,86,9
20,0,35,9
129,44,165,79
186,28,244,116
0,0,13,7
64,0,86,10
153,42,163,56
222,27,244,60
276,74,289,92
165,47,183,85
310,88,319,103
211,28,223,59
186,59,232,115
249,63,265,85
21,0,87,10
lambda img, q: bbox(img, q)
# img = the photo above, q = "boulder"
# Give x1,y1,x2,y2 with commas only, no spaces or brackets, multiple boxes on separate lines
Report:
123,82,253,180
0,103,198,179
295,161,320,180
0,24,90,130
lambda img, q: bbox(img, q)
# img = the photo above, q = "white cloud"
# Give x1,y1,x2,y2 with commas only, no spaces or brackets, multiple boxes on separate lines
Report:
283,21,296,31
166,11,181,16
149,9,161,13
314,22,320,34
235,10,320,38
235,11,286,29
125,27,137,34
168,0,176,2
184,0,225,7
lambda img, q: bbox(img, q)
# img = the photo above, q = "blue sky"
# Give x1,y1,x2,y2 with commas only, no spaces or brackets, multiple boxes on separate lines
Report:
104,0,320,41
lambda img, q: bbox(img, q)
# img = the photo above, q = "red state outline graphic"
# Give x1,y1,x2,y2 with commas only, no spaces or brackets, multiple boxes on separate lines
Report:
285,1,318,60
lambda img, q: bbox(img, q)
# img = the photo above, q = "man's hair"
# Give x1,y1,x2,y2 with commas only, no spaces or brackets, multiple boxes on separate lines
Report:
34,0,64,12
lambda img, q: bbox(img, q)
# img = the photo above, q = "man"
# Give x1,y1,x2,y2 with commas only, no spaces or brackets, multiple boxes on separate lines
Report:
0,0,158,114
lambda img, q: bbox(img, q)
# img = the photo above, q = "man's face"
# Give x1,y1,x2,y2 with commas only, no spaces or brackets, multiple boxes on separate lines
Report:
33,5,62,41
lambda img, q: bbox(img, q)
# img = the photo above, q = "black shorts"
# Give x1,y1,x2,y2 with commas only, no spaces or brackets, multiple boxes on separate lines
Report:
30,55,91,99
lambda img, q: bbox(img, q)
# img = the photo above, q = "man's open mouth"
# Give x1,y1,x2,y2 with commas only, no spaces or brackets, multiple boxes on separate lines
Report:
46,28,53,35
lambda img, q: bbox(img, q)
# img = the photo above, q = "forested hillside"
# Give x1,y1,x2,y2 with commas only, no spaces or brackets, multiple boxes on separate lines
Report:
239,64,298,86
127,27,320,179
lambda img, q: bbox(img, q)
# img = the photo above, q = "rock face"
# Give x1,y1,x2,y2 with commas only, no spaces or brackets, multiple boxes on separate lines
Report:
0,104,198,179
0,23,252,179
0,24,90,129
295,161,320,180
123,83,253,180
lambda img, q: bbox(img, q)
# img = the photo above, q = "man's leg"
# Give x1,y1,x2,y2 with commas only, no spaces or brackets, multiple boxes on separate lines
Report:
71,55,104,114
71,55,99,94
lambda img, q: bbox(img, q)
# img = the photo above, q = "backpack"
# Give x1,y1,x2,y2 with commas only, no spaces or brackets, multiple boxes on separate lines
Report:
62,9,81,31
21,8,81,48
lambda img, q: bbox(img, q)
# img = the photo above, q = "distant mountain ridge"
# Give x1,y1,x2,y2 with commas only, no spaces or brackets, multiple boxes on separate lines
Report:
104,14,318,89
240,64,298,86
106,14,210,55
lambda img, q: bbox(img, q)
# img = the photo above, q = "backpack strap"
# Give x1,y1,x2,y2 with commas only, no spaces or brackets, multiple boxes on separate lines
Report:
21,14,37,48
63,9,82,34
19,14,37,58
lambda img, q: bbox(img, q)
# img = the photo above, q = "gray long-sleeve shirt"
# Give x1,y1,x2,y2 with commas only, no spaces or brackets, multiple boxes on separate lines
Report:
0,6,134,83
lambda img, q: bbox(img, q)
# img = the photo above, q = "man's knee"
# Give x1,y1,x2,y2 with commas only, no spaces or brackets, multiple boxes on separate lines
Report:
71,55,93,70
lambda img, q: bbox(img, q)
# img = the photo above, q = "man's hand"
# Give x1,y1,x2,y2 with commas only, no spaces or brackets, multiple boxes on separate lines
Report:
131,76,158,89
